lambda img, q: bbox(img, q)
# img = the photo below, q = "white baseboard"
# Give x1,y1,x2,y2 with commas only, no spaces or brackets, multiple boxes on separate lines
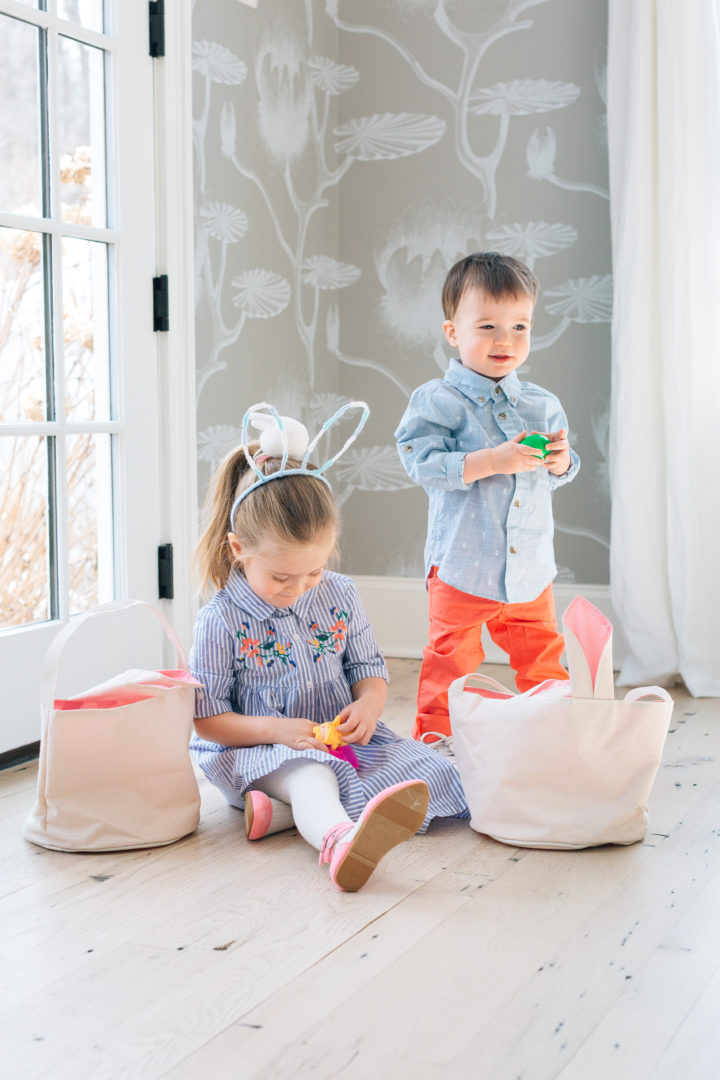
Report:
354,576,624,666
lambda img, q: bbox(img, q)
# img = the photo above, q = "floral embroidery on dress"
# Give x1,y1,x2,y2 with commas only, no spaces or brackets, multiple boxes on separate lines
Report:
237,622,296,668
307,607,348,663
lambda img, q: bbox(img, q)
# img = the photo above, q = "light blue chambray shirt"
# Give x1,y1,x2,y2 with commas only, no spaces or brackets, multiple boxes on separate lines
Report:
395,359,580,604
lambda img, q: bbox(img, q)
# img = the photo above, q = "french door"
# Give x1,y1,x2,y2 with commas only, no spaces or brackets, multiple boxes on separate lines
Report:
0,0,164,753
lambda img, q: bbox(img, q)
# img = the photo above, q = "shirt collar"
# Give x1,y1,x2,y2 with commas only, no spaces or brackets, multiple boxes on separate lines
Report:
224,565,320,621
444,358,522,405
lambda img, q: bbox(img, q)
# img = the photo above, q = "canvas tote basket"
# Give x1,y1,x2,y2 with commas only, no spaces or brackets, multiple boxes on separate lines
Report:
25,600,202,852
450,595,674,849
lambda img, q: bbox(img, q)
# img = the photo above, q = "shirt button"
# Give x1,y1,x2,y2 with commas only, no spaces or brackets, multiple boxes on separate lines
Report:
495,387,501,394
509,545,517,554
479,396,485,403
498,412,507,420
514,499,521,507
404,444,412,452
511,397,517,404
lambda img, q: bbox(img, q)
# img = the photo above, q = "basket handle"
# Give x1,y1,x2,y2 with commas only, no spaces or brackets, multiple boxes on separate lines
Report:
623,686,673,704
450,673,514,697
40,601,188,718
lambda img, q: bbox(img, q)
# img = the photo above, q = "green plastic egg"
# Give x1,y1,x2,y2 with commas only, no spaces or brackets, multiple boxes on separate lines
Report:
521,433,550,458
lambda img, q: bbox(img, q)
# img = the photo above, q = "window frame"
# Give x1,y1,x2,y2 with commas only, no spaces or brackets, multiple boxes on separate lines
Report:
0,0,196,755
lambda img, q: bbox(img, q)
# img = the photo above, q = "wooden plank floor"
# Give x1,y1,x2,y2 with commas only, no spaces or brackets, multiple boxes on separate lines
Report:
1,659,719,1079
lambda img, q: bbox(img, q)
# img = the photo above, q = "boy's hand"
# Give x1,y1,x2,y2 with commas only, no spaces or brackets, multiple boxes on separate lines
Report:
334,700,380,746
277,717,329,752
541,428,571,475
488,431,545,475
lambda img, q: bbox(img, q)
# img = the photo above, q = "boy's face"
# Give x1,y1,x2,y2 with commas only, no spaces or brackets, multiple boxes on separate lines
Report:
442,286,533,381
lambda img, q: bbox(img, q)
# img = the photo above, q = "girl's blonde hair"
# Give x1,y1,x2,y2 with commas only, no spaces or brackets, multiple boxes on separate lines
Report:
195,442,339,593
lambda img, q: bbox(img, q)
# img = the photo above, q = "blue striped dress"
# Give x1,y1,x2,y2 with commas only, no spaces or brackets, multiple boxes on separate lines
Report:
189,568,469,832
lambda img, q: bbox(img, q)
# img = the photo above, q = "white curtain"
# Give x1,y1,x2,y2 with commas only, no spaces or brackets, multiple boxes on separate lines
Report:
607,0,720,695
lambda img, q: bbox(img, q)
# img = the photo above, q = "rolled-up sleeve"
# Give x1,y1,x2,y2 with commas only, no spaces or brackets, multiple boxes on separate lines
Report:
395,387,470,491
341,580,389,686
189,607,238,718
544,398,581,491
549,447,580,490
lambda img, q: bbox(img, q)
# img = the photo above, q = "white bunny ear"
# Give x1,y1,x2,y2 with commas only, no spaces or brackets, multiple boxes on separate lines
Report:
562,595,614,700
249,412,273,433
240,402,287,477
248,410,308,459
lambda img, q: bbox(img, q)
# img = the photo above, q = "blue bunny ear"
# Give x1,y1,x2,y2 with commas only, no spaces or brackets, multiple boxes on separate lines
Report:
240,402,289,477
303,400,370,473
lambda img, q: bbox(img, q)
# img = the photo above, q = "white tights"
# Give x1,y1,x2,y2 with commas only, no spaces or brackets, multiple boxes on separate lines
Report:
254,760,354,851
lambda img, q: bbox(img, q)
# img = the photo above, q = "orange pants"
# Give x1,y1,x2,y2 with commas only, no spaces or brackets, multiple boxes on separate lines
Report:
414,569,569,741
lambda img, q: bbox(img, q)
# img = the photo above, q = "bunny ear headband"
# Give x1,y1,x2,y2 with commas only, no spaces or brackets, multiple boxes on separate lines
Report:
230,400,370,527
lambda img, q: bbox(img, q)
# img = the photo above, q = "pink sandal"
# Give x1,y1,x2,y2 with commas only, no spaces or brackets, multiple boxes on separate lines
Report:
244,790,294,840
319,779,430,892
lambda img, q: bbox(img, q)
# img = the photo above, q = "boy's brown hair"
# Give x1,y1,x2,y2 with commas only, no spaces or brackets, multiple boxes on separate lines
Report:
441,251,539,320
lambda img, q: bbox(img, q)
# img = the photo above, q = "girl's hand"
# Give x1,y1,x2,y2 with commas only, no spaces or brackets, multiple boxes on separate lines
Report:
542,428,571,476
335,700,380,746
488,431,544,475
276,717,329,753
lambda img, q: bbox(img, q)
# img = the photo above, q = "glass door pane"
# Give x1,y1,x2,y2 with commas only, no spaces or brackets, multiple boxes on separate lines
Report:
0,2,163,754
66,431,113,614
62,237,110,420
0,15,42,216
58,35,107,227
0,434,51,629
0,226,48,424
58,1,104,34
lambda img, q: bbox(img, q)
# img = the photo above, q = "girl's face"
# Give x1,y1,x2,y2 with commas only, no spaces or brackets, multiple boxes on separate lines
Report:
228,529,337,608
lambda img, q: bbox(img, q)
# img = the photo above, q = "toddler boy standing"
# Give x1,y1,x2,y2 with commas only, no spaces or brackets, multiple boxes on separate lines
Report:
395,252,580,745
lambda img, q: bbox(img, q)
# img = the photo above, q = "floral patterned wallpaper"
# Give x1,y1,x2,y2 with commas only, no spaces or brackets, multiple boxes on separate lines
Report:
192,0,611,586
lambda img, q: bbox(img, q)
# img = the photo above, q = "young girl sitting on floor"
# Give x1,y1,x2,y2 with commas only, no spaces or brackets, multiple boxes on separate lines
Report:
190,401,469,892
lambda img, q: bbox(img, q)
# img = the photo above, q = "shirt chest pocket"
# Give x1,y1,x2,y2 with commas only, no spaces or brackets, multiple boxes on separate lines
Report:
521,413,550,435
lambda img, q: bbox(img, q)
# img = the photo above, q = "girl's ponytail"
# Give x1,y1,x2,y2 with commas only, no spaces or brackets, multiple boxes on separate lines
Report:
194,445,257,595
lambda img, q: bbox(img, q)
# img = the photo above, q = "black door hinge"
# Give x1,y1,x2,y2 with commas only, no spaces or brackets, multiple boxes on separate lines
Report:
158,543,174,599
149,0,165,58
153,274,169,332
